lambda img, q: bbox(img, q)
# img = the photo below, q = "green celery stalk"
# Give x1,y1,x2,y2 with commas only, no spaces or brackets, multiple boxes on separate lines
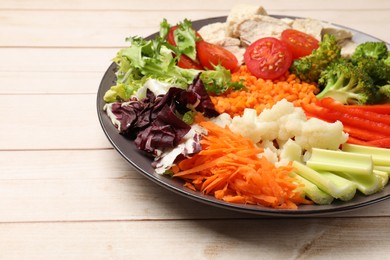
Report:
306,148,373,175
290,172,334,205
334,171,383,195
342,143,390,167
293,161,357,201
374,170,389,188
374,165,390,174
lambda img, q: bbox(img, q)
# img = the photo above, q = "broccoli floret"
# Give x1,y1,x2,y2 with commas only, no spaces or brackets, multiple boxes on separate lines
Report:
290,34,341,83
355,58,390,86
384,53,390,66
316,59,379,104
379,84,390,99
351,41,389,62
351,42,390,102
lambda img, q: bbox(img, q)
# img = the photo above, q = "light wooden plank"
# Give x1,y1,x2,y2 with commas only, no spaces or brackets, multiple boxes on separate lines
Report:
1,218,390,259
0,9,388,47
0,48,115,73
1,0,389,11
0,149,389,222
0,94,110,150
0,149,135,180
0,71,103,94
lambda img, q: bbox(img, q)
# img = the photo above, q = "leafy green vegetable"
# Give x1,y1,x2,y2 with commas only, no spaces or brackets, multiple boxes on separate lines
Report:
181,110,197,125
199,65,244,94
104,19,242,103
173,19,198,60
104,36,193,102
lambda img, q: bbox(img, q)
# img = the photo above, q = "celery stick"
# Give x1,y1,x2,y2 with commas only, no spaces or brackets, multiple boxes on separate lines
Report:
293,161,357,201
334,171,383,195
374,166,390,175
342,143,390,166
290,172,334,205
306,148,373,175
374,170,389,188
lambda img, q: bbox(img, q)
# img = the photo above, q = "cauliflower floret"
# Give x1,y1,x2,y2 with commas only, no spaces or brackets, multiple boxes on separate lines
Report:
211,113,232,128
276,107,307,141
295,118,349,151
259,147,279,164
229,108,263,143
258,99,294,122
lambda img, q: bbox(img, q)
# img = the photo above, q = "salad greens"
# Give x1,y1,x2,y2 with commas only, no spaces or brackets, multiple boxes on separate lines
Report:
160,18,198,60
104,19,243,103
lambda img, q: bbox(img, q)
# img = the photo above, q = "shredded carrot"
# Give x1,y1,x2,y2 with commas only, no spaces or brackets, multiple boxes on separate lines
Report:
173,120,311,209
211,65,319,116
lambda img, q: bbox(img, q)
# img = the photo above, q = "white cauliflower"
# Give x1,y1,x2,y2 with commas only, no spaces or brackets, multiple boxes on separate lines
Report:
229,108,263,143
294,118,349,151
211,112,232,128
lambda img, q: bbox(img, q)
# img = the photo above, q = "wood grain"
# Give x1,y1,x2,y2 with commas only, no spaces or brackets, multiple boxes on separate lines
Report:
0,9,388,48
1,218,390,259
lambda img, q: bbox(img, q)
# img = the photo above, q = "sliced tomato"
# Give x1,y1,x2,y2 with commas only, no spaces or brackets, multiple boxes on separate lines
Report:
196,41,238,71
281,29,319,59
177,54,204,70
244,37,292,80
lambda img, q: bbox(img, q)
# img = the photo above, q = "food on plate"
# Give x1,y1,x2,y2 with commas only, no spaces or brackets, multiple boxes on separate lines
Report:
290,34,341,83
280,29,320,60
244,37,292,80
211,66,318,116
196,40,239,71
102,4,390,210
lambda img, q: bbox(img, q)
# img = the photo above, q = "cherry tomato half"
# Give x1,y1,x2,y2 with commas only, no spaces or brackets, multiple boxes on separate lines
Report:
281,29,319,59
244,37,292,80
196,41,239,71
177,54,204,70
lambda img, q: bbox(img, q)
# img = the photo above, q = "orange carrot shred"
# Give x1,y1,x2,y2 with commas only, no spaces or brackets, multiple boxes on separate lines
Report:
172,120,310,209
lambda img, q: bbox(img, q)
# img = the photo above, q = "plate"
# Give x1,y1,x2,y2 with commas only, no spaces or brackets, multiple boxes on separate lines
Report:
97,15,390,217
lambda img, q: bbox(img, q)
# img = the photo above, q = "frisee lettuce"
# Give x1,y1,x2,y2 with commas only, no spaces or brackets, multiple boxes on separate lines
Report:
104,19,243,103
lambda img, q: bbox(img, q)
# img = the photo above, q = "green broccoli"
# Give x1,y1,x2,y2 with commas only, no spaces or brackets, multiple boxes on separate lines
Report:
316,58,379,104
384,53,390,66
379,84,390,99
350,41,390,102
355,58,390,86
290,34,341,83
351,41,389,62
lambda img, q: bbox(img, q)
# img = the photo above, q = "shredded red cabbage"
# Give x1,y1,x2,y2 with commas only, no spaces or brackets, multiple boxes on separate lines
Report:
106,74,218,156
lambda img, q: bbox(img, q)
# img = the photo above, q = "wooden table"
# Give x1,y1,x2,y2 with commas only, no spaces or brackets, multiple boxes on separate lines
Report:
1,0,390,258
